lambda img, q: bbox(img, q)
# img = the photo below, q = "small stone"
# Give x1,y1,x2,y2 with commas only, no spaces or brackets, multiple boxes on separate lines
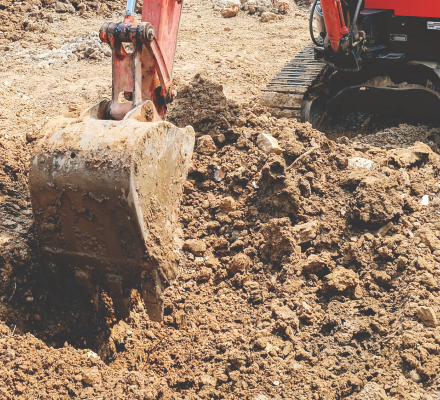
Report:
254,337,268,349
228,253,252,275
271,304,298,327
229,370,240,381
408,369,421,383
273,380,280,386
2,220,16,228
214,166,226,182
417,306,438,327
348,157,376,170
6,349,15,361
84,47,95,57
291,220,318,244
273,0,291,13
415,227,440,251
248,0,257,14
196,135,217,156
257,133,282,154
82,366,101,386
260,12,277,22
324,266,360,294
220,196,236,212
421,195,430,206
87,350,99,361
55,1,75,13
197,267,213,282
183,239,206,256
26,131,37,143
89,51,102,60
200,374,217,386
357,382,388,400
230,230,241,241
221,4,239,17
377,222,393,237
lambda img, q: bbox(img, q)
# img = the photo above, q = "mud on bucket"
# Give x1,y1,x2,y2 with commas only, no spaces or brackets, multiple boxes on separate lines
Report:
29,106,195,321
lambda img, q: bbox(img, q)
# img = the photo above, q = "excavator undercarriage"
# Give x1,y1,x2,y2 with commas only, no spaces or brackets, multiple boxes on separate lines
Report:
261,0,440,128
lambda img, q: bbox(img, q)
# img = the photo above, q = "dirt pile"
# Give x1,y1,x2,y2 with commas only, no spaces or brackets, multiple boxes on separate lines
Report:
211,0,293,18
353,124,440,150
2,75,440,398
0,321,166,399
0,0,124,42
168,73,242,143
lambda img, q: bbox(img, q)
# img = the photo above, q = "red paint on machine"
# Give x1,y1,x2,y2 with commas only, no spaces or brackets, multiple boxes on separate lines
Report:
365,0,440,19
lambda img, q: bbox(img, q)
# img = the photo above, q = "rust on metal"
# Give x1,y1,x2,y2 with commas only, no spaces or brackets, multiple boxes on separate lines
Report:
98,0,183,121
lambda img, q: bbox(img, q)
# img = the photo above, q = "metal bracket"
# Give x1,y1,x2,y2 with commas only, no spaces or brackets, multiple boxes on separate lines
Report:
99,20,176,120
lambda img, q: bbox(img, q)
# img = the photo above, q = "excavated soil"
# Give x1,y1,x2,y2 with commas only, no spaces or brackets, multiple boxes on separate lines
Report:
0,0,125,42
2,0,440,399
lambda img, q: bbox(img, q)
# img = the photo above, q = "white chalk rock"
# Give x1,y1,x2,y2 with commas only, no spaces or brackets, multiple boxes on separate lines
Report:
215,0,241,9
247,0,257,13
348,157,376,171
257,133,283,154
421,195,429,206
256,0,273,7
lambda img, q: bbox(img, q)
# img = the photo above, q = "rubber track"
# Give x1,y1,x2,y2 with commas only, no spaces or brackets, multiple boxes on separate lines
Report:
260,45,326,118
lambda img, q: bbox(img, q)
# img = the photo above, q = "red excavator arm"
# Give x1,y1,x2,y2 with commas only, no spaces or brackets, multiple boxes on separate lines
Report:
319,0,349,52
99,0,182,120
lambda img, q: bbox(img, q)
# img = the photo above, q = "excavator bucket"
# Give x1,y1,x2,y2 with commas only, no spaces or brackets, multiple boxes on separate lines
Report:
29,0,191,321
29,101,195,321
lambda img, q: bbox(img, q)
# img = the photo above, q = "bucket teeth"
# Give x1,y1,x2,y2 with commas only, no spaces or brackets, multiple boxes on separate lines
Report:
141,269,164,322
74,270,99,312
106,275,131,319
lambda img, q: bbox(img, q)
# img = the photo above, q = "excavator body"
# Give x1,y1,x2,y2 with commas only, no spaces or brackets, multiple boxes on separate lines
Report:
261,0,440,127
29,0,194,321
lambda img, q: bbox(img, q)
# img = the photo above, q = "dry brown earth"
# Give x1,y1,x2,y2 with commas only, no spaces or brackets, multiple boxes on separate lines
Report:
2,0,440,399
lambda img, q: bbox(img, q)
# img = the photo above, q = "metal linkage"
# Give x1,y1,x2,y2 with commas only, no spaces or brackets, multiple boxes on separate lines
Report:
99,10,178,120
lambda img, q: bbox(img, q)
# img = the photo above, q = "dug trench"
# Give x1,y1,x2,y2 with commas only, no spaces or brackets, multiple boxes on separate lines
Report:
2,72,440,399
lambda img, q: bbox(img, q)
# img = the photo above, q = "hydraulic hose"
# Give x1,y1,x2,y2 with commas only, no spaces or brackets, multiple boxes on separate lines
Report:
350,0,363,44
309,0,321,47
352,0,363,28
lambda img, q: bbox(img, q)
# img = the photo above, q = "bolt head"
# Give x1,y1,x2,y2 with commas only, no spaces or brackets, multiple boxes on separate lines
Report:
146,27,155,41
